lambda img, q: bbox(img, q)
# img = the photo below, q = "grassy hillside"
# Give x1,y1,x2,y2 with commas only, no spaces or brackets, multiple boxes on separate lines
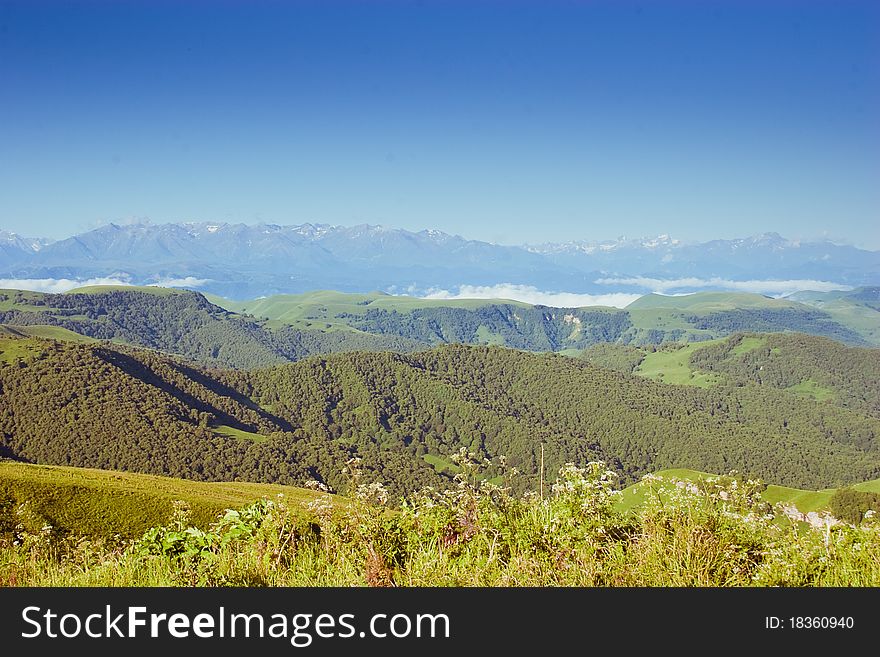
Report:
216,288,876,348
216,290,529,332
2,324,99,343
615,467,880,514
626,291,869,345
582,333,880,420
4,459,880,587
0,331,46,363
66,284,184,296
786,287,880,345
688,332,880,416
626,291,797,311
2,287,875,375
0,460,324,539
634,341,723,387
218,290,632,350
625,307,718,342
13,459,876,541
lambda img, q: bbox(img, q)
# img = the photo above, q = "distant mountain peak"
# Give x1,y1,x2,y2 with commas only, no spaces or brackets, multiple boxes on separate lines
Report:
1,222,878,300
0,229,53,252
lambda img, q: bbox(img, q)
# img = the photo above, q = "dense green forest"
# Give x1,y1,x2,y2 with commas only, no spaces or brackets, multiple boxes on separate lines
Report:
339,306,632,350
683,308,864,344
344,303,868,347
688,333,880,417
580,343,647,373
2,331,879,497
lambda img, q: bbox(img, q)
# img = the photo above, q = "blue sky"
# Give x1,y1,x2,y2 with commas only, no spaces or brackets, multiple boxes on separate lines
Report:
1,0,878,247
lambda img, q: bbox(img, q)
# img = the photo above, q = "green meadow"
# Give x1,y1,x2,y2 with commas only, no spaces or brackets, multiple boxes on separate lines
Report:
634,342,723,387
0,460,324,539
213,290,529,332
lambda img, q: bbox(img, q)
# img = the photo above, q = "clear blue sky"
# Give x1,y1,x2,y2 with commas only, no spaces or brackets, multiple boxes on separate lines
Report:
1,0,878,247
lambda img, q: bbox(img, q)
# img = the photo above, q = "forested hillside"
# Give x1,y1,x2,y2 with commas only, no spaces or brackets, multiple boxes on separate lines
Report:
0,288,424,368
688,333,880,417
340,305,631,350
2,332,879,496
219,289,877,347
0,288,875,377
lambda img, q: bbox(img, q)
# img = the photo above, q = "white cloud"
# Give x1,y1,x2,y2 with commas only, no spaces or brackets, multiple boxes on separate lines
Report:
421,284,641,308
148,277,210,288
594,276,852,297
0,275,209,293
0,276,133,294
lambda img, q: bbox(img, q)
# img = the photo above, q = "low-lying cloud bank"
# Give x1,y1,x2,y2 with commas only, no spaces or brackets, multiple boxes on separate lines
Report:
421,284,642,308
594,276,852,297
415,277,855,308
0,276,133,294
0,276,209,294
149,277,211,288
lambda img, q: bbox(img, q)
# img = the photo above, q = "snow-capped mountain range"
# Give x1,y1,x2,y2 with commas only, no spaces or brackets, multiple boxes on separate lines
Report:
1,222,877,299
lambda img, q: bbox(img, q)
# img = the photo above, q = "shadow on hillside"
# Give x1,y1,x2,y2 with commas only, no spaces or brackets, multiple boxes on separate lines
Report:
93,346,295,434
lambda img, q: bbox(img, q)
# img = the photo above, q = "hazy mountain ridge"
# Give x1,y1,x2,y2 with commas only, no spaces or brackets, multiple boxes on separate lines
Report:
532,231,880,284
2,222,877,299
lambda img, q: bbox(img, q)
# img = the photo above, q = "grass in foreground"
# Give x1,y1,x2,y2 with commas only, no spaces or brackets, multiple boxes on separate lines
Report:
616,468,880,514
2,457,879,587
0,461,324,539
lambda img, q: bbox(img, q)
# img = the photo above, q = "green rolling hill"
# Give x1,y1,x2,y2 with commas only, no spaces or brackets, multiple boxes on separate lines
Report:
0,287,426,368
625,291,797,311
214,290,531,332
0,460,326,539
214,288,877,349
786,286,880,345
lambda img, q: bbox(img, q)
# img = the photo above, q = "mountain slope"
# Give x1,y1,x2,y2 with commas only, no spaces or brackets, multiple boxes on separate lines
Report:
624,291,870,345
219,289,875,347
2,286,874,379
785,287,880,345
616,467,880,515
687,332,880,417
2,334,879,494
583,332,880,417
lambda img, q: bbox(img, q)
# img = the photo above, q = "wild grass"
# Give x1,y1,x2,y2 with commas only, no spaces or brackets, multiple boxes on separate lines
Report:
0,461,323,539
2,454,879,587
